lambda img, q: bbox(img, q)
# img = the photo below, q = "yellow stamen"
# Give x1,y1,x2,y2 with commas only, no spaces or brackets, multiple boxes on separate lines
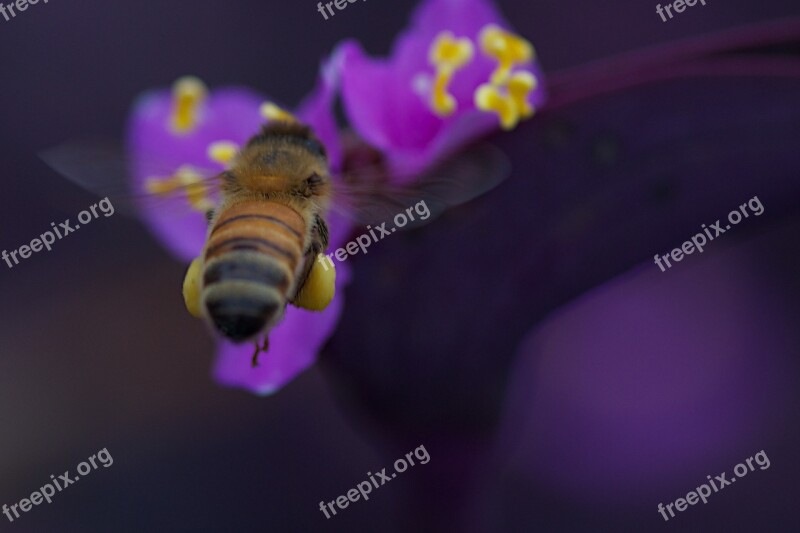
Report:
260,102,297,123
144,176,181,196
429,31,474,70
479,25,534,86
176,166,215,212
169,76,208,134
144,165,214,213
207,141,239,166
474,83,518,130
508,71,537,120
428,31,474,116
431,70,457,116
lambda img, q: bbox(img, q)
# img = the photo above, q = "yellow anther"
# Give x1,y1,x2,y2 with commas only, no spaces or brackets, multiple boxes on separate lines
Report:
144,165,214,213
429,31,474,70
207,141,239,166
475,83,518,130
431,69,458,116
176,166,215,212
508,71,537,120
144,176,181,196
427,32,475,117
260,102,297,123
169,76,208,134
479,24,534,86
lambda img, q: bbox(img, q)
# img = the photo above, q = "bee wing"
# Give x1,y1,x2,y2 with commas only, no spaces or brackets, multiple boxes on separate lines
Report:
332,143,511,229
40,141,225,218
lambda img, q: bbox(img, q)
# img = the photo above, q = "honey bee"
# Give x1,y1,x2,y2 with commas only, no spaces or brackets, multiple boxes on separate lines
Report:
43,108,509,368
183,120,336,365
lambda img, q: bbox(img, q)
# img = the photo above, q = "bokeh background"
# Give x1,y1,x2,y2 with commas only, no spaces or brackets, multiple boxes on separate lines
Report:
1,0,799,531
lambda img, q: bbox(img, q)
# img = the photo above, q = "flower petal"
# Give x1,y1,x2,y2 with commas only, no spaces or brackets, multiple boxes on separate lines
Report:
213,261,352,395
297,57,345,171
494,243,797,504
126,86,267,261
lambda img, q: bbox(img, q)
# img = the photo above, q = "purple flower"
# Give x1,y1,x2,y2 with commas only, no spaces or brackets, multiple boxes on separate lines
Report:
336,0,546,179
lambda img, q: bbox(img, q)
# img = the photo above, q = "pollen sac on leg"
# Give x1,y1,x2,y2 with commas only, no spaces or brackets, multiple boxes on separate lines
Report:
293,254,337,311
183,256,205,318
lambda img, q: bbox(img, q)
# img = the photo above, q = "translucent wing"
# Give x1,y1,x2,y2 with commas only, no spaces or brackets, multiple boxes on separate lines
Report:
332,143,511,230
40,141,225,218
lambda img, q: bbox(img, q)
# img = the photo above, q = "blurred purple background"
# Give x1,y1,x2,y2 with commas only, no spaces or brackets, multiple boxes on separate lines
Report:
1,0,799,531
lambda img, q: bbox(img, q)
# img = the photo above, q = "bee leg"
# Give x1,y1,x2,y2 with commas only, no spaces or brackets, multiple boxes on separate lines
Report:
251,338,270,368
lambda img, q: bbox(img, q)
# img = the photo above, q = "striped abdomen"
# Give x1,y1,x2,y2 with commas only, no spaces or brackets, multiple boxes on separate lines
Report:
202,200,306,342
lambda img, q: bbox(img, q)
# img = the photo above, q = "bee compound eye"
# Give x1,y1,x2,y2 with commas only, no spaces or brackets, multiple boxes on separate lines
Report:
304,139,326,158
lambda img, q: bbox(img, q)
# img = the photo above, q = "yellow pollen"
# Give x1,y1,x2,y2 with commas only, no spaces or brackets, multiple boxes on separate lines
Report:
207,141,239,166
507,71,537,119
260,102,298,123
429,31,474,70
170,76,208,134
474,83,518,131
479,24,535,86
428,31,474,117
144,165,214,213
431,70,457,116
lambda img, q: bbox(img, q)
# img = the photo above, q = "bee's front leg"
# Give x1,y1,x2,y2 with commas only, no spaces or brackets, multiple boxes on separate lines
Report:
251,337,270,368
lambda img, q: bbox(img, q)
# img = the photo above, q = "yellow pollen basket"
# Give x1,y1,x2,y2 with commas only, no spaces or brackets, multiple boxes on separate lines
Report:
144,165,215,213
428,31,474,117
182,256,205,318
260,102,298,124
170,76,208,134
293,254,336,311
479,25,535,86
207,141,240,166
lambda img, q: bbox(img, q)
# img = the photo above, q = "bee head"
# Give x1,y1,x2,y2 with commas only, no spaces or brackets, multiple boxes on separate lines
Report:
233,122,331,201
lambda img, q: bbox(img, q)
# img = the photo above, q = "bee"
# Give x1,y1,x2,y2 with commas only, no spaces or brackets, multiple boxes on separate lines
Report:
183,120,336,365
42,105,509,368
